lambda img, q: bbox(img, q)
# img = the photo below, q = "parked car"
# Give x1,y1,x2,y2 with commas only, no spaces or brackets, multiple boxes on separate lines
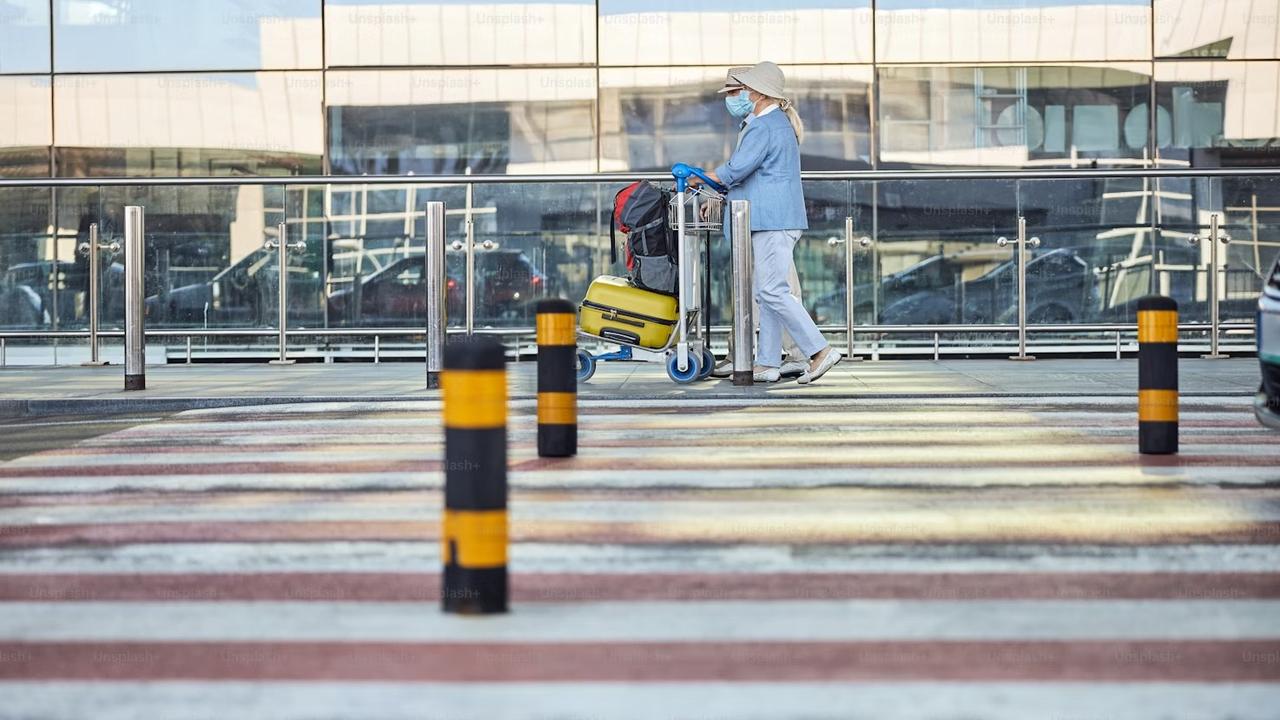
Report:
148,246,322,327
0,260,124,329
327,249,545,326
1255,253,1280,430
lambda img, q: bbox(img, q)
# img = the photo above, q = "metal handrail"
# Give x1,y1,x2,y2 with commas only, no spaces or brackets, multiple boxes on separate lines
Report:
1,166,1279,188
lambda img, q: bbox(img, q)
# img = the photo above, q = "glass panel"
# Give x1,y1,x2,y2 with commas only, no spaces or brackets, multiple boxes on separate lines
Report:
53,72,324,177
1018,177,1154,326
795,181,848,332
471,182,605,329
89,185,281,331
1219,176,1280,324
326,0,595,67
53,0,321,72
876,0,1151,64
878,64,1152,169
1154,61,1280,167
873,179,1017,325
0,0,50,74
327,69,597,175
1152,176,1217,324
1155,0,1280,59
601,65,871,172
0,75,51,176
319,182,469,329
0,187,59,332
599,0,872,66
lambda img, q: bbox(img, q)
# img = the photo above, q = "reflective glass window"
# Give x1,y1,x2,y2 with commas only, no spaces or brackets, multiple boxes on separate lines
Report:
53,0,321,72
877,64,1152,169
54,73,324,177
601,65,871,172
0,75,51,176
0,0,51,74
599,0,872,66
326,0,595,66
1156,0,1280,59
875,0,1151,63
326,69,597,175
1155,61,1280,165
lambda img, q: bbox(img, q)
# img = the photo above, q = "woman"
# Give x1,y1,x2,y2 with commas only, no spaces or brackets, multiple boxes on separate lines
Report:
700,61,841,384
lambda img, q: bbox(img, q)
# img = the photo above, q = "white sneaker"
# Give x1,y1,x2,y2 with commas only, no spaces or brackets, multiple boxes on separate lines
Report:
709,359,733,379
798,348,842,385
753,367,781,383
778,360,808,378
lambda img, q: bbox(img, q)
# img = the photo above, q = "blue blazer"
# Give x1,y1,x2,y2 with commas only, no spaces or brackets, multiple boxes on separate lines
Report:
713,109,808,232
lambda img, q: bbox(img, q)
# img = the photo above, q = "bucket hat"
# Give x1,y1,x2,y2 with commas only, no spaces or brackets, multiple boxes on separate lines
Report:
717,61,787,100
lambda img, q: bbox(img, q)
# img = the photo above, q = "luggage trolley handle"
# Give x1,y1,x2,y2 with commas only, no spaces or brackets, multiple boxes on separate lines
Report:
671,163,727,194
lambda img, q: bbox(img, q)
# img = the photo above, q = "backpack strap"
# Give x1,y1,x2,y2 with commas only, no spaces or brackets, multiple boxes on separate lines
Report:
609,219,617,265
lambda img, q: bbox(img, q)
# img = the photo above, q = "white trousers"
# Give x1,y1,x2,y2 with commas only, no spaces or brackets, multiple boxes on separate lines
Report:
752,230,827,368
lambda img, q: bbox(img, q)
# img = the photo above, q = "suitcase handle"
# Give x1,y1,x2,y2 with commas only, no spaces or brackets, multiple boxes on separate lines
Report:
600,327,641,345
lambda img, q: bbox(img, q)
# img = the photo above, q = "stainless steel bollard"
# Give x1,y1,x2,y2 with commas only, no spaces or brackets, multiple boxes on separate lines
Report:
425,201,447,389
730,200,753,386
123,207,146,390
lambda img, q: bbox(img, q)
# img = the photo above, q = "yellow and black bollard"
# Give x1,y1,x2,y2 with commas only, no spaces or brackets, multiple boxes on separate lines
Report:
1138,295,1179,455
536,298,578,458
441,336,508,614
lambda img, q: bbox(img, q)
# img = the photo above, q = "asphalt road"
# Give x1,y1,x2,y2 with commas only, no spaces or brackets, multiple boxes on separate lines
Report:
1,395,1278,719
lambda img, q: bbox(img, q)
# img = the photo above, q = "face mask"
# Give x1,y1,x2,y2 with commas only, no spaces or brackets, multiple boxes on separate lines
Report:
725,90,754,119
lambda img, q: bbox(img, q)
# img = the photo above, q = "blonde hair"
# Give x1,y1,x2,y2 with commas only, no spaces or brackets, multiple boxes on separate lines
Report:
778,98,805,145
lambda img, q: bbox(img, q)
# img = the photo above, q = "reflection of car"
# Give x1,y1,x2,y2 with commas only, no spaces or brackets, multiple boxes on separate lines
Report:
0,261,123,329
148,246,321,327
327,250,545,326
812,249,1096,325
1255,254,1280,430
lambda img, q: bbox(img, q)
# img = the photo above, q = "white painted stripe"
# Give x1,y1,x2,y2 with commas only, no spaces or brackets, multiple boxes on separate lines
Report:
2,542,1279,575
3,494,1275,526
2,600,1278,642
2,465,1277,493
2,682,1277,720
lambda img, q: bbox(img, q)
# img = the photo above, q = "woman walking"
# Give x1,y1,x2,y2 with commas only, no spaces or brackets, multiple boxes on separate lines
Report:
700,61,841,384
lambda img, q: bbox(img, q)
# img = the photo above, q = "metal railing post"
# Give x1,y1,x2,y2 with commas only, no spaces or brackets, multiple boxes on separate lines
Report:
998,216,1039,361
123,207,146,390
78,223,108,366
730,200,753,386
839,216,873,362
266,222,306,365
426,201,447,388
1192,212,1230,359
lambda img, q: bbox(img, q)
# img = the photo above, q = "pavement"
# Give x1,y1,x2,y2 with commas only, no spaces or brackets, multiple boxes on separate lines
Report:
0,357,1266,416
0,358,1278,718
0,381,1274,712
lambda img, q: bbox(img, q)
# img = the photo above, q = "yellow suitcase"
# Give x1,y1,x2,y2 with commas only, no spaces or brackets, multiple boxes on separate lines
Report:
579,276,678,349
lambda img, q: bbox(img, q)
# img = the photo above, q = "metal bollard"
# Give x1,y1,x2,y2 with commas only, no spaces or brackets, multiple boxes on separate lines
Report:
123,207,146,391
1138,295,1179,454
730,200,753,386
441,336,508,614
536,298,577,458
425,202,447,389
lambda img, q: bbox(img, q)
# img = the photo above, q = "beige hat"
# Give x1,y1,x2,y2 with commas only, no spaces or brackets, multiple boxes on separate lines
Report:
716,66,752,94
718,61,787,100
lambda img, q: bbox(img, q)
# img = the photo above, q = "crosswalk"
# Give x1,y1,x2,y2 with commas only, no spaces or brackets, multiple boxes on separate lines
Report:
1,396,1278,718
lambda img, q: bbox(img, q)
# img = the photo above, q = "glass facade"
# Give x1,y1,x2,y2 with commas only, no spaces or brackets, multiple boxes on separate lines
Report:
1,1,1278,350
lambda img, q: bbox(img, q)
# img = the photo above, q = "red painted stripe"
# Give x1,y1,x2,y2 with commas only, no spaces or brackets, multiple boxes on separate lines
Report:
1,640,1276,682
4,520,1279,548
2,572,1278,602
0,460,438,478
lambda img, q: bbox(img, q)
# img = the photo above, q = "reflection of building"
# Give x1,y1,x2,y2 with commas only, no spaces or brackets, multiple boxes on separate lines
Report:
1,0,1278,337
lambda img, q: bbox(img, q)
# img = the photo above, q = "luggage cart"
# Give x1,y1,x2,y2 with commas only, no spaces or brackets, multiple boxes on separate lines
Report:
576,163,727,384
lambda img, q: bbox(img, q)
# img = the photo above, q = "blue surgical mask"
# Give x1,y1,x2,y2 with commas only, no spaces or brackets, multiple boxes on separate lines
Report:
725,90,754,119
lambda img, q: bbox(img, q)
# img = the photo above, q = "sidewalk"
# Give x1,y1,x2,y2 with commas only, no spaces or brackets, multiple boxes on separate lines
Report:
0,357,1262,416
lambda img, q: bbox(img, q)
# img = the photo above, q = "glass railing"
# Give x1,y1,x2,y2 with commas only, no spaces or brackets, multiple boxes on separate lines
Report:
0,168,1275,363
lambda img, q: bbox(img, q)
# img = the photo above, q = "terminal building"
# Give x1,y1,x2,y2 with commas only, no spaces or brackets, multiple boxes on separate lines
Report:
0,0,1278,358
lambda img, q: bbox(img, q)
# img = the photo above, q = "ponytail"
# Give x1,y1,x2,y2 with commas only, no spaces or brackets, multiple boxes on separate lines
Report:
779,98,805,145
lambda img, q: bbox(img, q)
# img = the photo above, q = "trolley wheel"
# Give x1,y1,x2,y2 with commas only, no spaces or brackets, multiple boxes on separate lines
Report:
576,348,597,383
666,352,701,384
698,347,716,380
